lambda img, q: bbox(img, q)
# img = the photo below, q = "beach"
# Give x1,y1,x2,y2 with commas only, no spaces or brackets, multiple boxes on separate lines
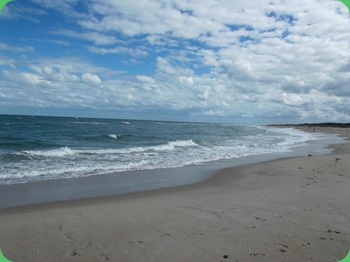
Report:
0,126,349,262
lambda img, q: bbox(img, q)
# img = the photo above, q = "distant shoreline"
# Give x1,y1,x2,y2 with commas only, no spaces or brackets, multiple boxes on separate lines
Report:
269,122,350,128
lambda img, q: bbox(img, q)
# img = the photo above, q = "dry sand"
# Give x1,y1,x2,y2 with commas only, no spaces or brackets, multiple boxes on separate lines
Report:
0,127,349,262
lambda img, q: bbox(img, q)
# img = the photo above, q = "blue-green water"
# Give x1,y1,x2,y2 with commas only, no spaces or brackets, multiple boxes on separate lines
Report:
0,115,321,185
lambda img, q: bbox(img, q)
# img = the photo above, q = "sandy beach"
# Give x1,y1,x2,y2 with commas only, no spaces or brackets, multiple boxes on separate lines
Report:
0,126,349,262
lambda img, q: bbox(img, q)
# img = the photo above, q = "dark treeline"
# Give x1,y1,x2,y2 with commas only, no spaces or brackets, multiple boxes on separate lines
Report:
270,123,350,128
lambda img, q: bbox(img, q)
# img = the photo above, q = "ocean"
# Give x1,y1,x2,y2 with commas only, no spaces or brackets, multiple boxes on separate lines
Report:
0,115,322,185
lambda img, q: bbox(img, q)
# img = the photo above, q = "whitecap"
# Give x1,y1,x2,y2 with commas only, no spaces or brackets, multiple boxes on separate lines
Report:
21,146,76,158
107,134,118,139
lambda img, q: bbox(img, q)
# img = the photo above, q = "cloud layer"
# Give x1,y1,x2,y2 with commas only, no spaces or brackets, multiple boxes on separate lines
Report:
1,0,349,123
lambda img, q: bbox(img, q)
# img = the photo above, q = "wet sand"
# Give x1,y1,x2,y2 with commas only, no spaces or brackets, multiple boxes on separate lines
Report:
0,126,349,262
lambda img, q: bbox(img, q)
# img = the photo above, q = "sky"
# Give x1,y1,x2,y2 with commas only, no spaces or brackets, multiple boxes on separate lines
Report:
0,0,350,124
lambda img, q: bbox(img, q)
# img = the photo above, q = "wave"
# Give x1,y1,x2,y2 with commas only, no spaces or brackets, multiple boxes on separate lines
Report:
10,128,313,161
70,121,107,125
0,136,307,185
20,146,76,158
1,122,331,185
81,134,121,142
107,134,118,139
151,140,198,151
13,140,199,158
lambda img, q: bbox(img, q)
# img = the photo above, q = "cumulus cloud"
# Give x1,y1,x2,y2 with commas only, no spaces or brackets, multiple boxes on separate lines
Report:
1,0,350,122
81,72,101,85
0,58,111,110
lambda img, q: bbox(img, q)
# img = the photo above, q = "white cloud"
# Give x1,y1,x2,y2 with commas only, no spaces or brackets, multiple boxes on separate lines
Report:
0,55,16,69
0,57,111,110
81,73,101,85
0,43,34,53
2,0,350,122
54,29,120,46
21,72,54,88
87,46,148,56
137,75,155,83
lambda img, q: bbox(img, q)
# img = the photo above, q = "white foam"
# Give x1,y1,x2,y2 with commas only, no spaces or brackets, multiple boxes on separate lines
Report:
169,140,198,147
262,127,322,149
152,140,198,151
107,134,118,139
21,146,76,157
85,140,199,154
0,158,152,184
15,140,198,160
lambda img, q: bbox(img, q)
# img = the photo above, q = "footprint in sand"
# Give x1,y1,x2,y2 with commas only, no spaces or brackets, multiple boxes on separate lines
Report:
98,253,109,261
66,250,79,257
250,253,266,257
64,233,73,241
327,229,341,234
275,243,288,253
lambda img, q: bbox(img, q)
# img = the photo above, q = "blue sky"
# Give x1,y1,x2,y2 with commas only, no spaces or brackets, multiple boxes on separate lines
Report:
0,0,349,124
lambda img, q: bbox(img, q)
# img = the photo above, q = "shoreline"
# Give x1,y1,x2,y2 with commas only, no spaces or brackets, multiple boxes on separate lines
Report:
0,126,343,209
0,126,349,261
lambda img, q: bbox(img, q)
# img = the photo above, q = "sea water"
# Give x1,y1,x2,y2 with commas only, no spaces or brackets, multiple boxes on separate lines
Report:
0,115,324,185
